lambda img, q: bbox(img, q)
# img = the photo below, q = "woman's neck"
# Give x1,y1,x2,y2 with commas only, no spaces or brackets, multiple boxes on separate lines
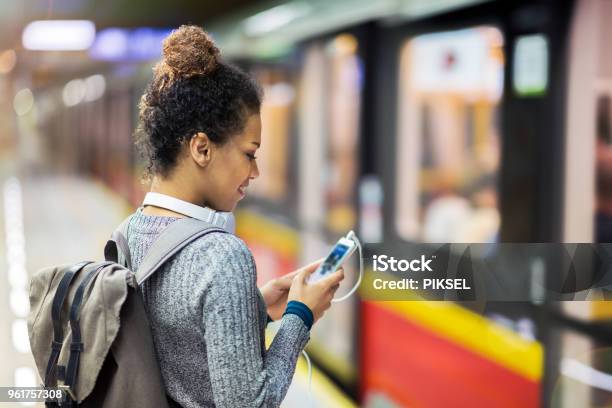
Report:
143,175,203,217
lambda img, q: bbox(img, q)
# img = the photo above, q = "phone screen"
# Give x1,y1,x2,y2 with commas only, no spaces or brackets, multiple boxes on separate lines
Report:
318,243,350,276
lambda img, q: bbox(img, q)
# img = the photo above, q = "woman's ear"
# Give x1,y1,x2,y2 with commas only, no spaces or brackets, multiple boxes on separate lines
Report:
189,132,213,167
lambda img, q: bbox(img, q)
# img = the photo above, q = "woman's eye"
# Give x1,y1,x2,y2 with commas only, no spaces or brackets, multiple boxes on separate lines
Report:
246,153,257,160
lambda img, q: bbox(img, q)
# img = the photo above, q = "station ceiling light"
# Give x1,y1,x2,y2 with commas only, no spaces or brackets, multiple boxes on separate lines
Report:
243,2,311,36
22,20,96,51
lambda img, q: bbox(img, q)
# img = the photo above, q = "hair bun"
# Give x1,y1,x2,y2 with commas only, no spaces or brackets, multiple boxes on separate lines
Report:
161,25,219,78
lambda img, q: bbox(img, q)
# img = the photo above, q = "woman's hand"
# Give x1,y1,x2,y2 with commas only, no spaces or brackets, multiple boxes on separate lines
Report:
261,260,344,322
288,261,344,323
260,269,302,321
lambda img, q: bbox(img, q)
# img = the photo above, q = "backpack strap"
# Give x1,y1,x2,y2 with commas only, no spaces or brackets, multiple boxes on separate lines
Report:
44,261,92,388
135,217,226,285
63,262,113,402
104,214,134,270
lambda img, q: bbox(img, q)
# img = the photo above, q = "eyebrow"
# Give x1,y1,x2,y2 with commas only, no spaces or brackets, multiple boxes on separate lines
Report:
251,142,260,147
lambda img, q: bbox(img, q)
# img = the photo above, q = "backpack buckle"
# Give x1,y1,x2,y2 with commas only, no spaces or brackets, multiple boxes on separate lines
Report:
57,383,77,403
56,364,76,403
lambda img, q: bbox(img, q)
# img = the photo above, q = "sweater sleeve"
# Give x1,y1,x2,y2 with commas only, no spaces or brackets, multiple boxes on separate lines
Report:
199,234,310,408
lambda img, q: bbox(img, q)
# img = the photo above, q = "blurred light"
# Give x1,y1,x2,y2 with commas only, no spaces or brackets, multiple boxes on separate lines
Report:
0,49,17,74
12,320,30,353
84,74,106,101
22,20,95,51
513,34,548,97
3,177,29,292
130,28,172,60
10,288,30,317
265,83,295,106
8,264,27,288
244,2,311,36
90,27,171,61
409,27,504,100
89,28,128,61
486,27,505,48
13,88,34,116
14,367,36,387
6,243,25,266
329,34,358,56
561,358,612,392
14,366,36,406
62,79,86,107
359,176,383,243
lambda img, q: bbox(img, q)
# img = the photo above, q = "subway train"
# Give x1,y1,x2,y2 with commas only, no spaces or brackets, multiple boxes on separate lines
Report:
30,0,612,406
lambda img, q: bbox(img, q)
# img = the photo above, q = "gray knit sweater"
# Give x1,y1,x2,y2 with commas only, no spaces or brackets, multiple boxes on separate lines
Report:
125,208,310,408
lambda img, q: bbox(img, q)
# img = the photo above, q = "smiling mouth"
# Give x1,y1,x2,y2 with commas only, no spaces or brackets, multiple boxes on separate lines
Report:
238,185,247,197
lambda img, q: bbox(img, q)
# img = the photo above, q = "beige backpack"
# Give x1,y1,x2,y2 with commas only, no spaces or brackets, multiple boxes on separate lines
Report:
27,215,224,407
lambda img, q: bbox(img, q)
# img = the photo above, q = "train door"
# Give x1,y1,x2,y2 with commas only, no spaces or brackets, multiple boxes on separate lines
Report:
232,33,365,403
362,1,573,406
555,0,612,407
235,63,303,285
296,31,364,395
233,29,366,401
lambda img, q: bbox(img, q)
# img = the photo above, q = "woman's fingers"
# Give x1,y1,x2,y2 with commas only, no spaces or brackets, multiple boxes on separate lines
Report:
282,269,302,280
319,267,344,289
274,271,298,289
301,258,325,274
294,258,325,283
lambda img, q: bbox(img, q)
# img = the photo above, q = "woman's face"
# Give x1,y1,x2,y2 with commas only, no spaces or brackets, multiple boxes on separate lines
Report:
202,114,261,212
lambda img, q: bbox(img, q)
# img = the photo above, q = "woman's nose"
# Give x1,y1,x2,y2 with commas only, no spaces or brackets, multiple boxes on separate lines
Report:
250,160,260,179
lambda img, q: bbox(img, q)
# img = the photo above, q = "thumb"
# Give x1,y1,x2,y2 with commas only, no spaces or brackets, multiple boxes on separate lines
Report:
297,258,324,282
319,268,344,288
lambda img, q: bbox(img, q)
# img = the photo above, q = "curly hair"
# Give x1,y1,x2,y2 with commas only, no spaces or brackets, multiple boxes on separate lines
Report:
135,25,263,179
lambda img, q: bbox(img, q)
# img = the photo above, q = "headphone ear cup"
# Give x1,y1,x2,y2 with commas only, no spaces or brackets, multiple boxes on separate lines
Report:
212,212,235,234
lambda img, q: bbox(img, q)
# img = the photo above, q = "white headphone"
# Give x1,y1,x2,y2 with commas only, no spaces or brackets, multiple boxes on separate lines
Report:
142,192,236,234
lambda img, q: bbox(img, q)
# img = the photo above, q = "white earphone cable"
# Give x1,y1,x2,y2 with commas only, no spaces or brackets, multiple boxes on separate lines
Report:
332,231,363,303
301,231,363,405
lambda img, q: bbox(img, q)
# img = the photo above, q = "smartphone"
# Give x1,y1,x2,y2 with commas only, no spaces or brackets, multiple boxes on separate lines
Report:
308,234,357,283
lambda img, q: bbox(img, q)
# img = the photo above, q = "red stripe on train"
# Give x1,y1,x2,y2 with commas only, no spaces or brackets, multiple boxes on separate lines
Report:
360,301,540,408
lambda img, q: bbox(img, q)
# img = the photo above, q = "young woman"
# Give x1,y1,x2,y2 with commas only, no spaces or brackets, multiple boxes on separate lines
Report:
125,25,344,407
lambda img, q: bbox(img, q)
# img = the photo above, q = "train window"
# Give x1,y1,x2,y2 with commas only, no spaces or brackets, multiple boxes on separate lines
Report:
295,34,362,384
395,26,504,243
324,34,362,233
298,34,362,233
248,69,295,202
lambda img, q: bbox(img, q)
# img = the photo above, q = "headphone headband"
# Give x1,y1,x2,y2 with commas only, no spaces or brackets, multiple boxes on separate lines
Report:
142,192,235,234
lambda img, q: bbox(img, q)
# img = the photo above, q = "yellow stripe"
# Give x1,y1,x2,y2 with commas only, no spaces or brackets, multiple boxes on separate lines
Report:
294,352,357,408
360,270,543,381
373,300,543,382
592,300,612,320
235,210,299,258
305,339,356,385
